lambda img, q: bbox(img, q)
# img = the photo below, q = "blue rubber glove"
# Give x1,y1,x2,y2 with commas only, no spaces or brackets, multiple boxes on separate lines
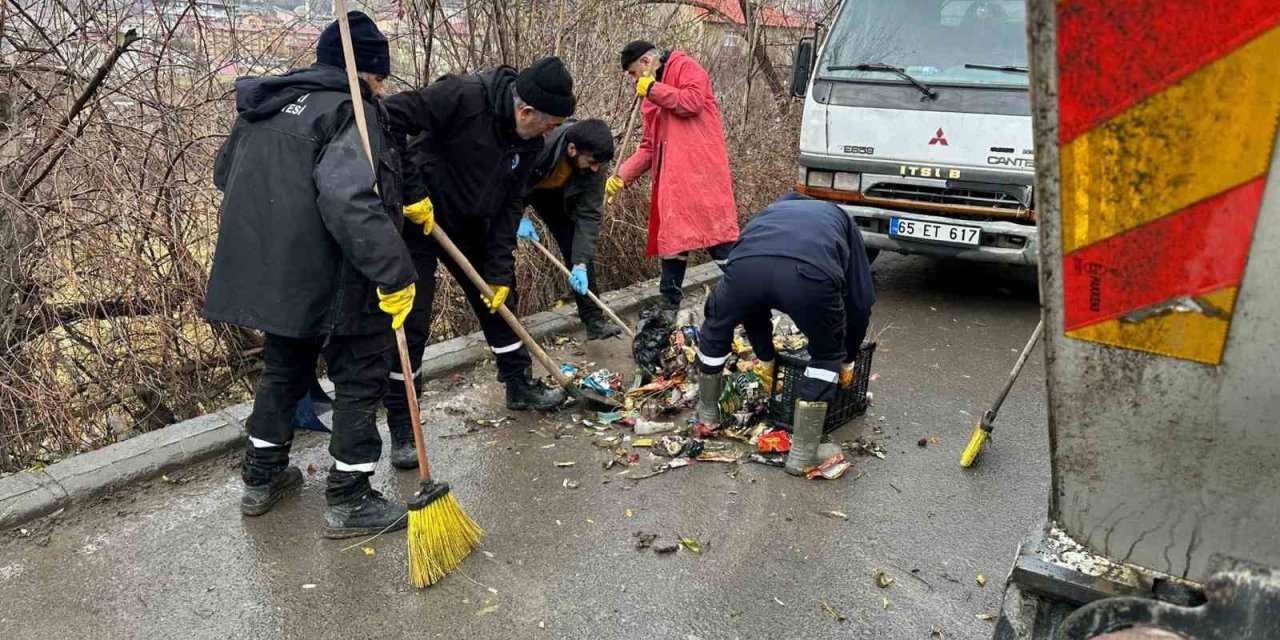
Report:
569,264,589,295
517,216,540,242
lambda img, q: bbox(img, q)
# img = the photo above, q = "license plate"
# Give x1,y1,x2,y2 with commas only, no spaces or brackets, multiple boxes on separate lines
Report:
889,217,980,246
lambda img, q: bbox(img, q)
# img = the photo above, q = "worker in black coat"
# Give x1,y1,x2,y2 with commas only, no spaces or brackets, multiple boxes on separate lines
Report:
380,57,575,469
204,13,417,537
519,119,621,340
693,192,876,476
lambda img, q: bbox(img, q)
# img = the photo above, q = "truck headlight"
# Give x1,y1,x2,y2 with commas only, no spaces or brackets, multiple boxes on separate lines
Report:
806,170,834,188
834,172,861,192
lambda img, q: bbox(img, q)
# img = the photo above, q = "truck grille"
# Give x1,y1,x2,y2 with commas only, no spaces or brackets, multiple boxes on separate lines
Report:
865,183,1025,210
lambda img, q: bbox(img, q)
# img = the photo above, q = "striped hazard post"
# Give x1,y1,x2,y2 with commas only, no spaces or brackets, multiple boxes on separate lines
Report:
1057,1,1280,365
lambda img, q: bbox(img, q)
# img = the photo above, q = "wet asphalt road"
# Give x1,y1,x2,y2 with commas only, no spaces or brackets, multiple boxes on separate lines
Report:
0,254,1046,639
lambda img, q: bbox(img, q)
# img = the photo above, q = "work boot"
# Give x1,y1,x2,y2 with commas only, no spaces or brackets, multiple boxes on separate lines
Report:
696,370,723,425
585,316,623,341
785,401,840,477
323,488,409,539
240,465,303,516
387,422,418,470
506,374,568,411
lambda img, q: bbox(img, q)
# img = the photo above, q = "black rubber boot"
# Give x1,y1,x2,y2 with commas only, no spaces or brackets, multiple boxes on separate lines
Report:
585,316,623,341
323,488,409,539
696,371,723,425
506,374,568,411
240,466,303,516
387,422,418,470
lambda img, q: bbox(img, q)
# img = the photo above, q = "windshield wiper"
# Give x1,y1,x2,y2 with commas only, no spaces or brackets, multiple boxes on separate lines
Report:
964,63,1029,73
827,63,938,101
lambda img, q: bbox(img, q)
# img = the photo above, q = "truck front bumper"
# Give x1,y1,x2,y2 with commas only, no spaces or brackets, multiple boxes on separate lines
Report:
839,204,1039,266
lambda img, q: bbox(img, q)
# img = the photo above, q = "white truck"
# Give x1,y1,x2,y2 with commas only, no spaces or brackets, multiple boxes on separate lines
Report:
790,0,1035,265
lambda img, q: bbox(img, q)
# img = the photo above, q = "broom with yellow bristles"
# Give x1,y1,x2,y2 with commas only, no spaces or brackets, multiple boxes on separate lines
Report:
332,5,482,587
960,318,1044,468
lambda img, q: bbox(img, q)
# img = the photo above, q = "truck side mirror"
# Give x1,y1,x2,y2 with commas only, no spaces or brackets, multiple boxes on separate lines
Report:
790,37,815,98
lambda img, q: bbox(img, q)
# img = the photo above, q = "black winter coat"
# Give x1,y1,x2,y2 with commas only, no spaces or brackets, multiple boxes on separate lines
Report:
524,121,608,266
384,67,543,286
204,64,416,338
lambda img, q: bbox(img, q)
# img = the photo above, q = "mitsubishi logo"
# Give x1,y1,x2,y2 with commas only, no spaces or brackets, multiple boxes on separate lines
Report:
929,128,949,146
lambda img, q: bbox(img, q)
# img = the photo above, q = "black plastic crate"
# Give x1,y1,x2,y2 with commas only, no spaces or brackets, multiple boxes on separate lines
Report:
768,342,876,434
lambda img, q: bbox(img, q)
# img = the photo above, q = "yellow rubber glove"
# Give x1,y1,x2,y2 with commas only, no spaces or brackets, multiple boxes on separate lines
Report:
377,283,416,330
839,363,856,389
636,75,656,98
403,197,435,236
480,284,509,314
605,176,625,205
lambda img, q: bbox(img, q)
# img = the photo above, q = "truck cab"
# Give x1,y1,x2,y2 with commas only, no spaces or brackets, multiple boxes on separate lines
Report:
792,0,1035,265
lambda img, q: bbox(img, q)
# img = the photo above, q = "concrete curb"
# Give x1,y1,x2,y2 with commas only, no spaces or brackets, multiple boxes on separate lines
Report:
0,264,721,529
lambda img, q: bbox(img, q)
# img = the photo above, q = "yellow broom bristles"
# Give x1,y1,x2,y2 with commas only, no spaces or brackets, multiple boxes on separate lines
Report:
959,423,988,468
408,492,483,588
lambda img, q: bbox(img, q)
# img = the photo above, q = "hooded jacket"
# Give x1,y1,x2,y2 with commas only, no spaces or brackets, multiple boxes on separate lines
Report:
204,64,416,338
524,121,608,265
384,67,544,286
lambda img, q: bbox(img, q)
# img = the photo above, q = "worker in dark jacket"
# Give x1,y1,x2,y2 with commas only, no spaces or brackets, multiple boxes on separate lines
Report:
693,193,875,476
204,13,418,536
380,57,574,469
518,119,621,340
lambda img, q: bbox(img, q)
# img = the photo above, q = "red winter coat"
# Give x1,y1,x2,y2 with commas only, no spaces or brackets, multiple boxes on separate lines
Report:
619,51,739,258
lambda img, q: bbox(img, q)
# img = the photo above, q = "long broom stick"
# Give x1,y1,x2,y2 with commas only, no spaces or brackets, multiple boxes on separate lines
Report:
960,318,1044,468
523,237,635,338
333,4,481,587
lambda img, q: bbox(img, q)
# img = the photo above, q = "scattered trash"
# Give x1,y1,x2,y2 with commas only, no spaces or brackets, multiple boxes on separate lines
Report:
540,443,556,449
882,596,890,610
633,305,678,378
635,420,676,436
633,532,658,550
361,547,375,556
844,437,887,459
977,613,997,622
584,369,625,397
757,430,791,453
820,601,846,623
554,461,576,468
442,416,512,439
774,597,787,607
748,453,786,467
597,411,623,423
306,463,317,474
562,479,579,489
931,625,948,638
654,541,680,554
302,584,317,590
873,569,895,588
695,447,744,463
824,510,849,520
976,574,987,587
476,602,499,617
668,458,693,469
917,437,929,447
718,371,769,423
807,453,852,480
626,508,634,518
653,434,704,458
679,536,702,554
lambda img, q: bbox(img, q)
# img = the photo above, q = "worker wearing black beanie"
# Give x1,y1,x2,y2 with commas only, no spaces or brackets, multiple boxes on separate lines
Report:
515,56,576,117
315,11,391,77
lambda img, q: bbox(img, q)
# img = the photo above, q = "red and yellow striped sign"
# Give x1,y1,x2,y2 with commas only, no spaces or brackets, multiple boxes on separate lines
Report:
1057,0,1280,365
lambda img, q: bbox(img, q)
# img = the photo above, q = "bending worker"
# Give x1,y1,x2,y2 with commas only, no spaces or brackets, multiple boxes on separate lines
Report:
608,40,740,313
694,193,875,476
204,13,417,536
381,57,575,469
519,119,621,341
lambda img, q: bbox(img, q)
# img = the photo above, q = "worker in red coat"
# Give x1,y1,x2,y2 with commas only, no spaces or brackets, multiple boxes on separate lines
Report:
609,40,740,313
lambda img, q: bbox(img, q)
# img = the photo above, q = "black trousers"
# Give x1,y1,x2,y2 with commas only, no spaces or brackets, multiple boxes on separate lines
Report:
384,221,532,434
533,204,605,323
696,256,847,403
243,331,391,502
659,242,734,308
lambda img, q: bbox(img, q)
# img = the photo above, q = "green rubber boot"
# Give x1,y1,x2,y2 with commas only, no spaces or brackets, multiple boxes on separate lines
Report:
785,400,840,476
696,371,723,425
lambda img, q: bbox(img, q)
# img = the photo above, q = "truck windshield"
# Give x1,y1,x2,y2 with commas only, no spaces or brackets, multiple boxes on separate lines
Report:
818,0,1029,88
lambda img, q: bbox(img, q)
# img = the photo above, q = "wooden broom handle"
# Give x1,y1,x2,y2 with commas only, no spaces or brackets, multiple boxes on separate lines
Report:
524,237,634,338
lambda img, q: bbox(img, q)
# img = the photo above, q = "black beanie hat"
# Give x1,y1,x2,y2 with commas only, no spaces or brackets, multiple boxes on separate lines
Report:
620,40,657,70
316,11,391,77
515,56,576,118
